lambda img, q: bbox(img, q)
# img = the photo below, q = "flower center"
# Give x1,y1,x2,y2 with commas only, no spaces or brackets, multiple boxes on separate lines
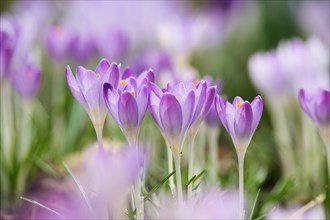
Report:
236,101,244,108
120,79,127,86
96,73,101,78
130,91,135,97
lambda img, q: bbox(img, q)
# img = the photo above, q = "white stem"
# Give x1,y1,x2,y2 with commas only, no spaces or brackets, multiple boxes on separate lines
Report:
187,133,196,198
174,154,183,204
208,127,220,183
237,151,245,219
95,128,104,152
166,144,176,196
320,129,330,183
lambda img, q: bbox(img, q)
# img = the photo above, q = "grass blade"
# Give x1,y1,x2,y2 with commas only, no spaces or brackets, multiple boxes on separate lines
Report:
249,188,261,220
144,170,176,202
184,174,196,188
20,196,64,219
62,161,95,217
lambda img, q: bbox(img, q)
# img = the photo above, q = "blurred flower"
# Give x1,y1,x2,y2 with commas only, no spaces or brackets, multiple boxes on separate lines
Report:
45,24,77,61
103,70,153,145
299,89,330,129
0,16,18,80
248,38,329,99
215,95,263,151
66,59,116,136
10,62,41,99
299,1,330,45
157,188,239,219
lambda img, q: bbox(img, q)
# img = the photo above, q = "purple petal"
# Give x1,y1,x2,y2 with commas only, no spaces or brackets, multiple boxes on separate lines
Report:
150,82,163,97
109,62,119,89
136,85,149,125
95,58,110,75
160,93,183,135
66,65,88,109
192,81,207,122
75,66,97,93
233,96,244,108
234,102,253,140
251,96,263,133
314,90,330,125
201,86,216,118
118,91,139,129
149,90,162,128
104,83,120,124
215,95,228,131
122,67,134,79
181,90,195,129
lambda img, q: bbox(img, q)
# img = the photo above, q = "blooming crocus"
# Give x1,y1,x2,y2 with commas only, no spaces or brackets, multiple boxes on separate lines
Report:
215,95,263,219
299,88,330,181
11,62,41,99
66,58,117,149
103,70,153,146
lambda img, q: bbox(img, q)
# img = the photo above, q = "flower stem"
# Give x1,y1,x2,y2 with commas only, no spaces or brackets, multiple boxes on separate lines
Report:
95,128,105,154
237,151,245,219
187,131,196,198
320,128,330,183
174,154,183,204
208,127,220,183
166,144,176,196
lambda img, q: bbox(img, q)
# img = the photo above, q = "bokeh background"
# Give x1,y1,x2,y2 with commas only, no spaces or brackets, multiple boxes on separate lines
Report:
0,0,329,219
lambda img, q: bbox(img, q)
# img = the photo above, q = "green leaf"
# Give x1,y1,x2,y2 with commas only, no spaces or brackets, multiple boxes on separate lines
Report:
126,208,136,220
249,188,261,220
144,170,176,202
185,169,206,189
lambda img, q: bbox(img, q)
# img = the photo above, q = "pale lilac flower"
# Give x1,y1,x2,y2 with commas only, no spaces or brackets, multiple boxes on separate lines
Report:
158,189,239,219
267,203,326,220
248,38,329,99
10,62,41,99
103,70,153,145
299,88,330,128
66,59,117,133
215,95,263,151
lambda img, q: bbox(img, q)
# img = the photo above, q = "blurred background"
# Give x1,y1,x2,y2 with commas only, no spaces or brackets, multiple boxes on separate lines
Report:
0,0,329,219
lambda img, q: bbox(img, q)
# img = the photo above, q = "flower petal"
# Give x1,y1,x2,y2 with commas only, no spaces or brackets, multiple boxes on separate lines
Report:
95,58,110,75
233,96,244,108
251,95,263,133
149,90,162,128
314,90,330,125
234,102,253,140
109,62,120,89
104,83,120,124
181,90,195,129
136,85,149,125
66,65,88,109
160,93,183,135
118,91,139,129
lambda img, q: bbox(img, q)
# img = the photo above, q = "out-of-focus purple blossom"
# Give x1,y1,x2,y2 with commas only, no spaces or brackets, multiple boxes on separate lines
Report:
45,24,77,61
266,204,326,220
66,59,116,130
36,145,146,219
299,88,330,128
299,1,330,45
103,69,153,144
158,189,239,219
10,62,41,99
248,38,329,99
0,16,18,80
215,95,263,150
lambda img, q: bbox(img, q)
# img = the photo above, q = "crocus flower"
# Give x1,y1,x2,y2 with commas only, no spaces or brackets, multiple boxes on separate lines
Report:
45,24,77,61
0,16,18,80
11,62,41,99
103,69,153,145
66,59,117,147
299,88,330,129
215,95,263,151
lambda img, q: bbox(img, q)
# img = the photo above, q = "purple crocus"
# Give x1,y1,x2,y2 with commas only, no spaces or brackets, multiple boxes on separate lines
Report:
215,94,263,218
103,70,153,145
45,24,77,61
215,95,263,151
11,62,41,99
299,88,330,129
66,58,117,148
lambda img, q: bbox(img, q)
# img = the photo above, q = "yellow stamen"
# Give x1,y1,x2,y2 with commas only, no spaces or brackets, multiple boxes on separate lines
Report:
120,79,127,86
175,96,179,100
130,91,135,97
96,73,101,78
236,101,244,108
194,79,201,86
